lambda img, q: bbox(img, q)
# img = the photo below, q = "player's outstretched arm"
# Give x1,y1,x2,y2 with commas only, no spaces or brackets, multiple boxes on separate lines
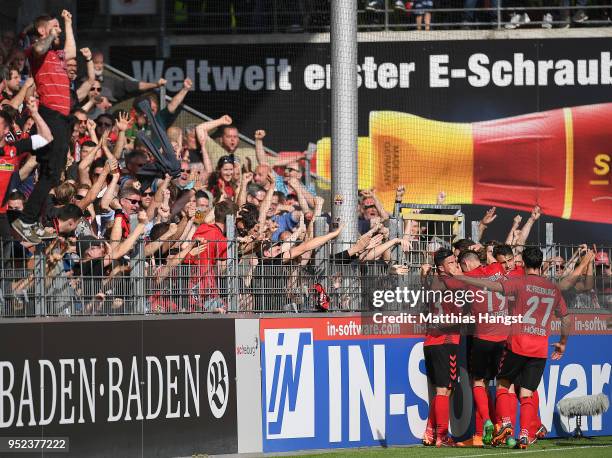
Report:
459,275,504,293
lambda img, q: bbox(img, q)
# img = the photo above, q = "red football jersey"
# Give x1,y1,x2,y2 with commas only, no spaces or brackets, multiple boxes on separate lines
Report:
502,274,568,358
466,262,509,342
25,48,70,116
508,264,525,278
424,275,463,347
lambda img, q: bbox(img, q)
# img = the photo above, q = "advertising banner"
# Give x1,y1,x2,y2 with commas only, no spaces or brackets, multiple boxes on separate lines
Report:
259,315,611,453
0,317,237,457
110,37,611,239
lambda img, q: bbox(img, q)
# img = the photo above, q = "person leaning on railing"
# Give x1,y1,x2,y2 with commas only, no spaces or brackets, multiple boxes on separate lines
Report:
358,188,389,235
594,251,612,309
558,247,600,309
145,221,204,313
69,210,149,314
182,200,237,313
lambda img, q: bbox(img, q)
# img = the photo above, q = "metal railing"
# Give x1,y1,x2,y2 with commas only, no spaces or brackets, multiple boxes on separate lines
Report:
77,2,612,35
1,236,610,318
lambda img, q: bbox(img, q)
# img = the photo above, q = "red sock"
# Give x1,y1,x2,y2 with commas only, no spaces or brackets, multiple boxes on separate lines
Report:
425,396,436,438
520,395,537,439
488,388,497,424
473,386,490,423
509,392,518,428
495,387,512,425
434,394,450,438
531,390,541,430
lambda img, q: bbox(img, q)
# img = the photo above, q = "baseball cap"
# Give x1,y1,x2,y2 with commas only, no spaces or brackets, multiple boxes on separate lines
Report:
595,251,610,266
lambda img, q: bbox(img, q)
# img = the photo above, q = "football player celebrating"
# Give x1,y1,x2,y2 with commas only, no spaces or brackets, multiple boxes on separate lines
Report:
460,246,570,449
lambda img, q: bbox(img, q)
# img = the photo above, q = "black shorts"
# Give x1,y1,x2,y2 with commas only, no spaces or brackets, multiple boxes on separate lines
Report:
496,347,546,392
424,343,459,389
469,338,505,381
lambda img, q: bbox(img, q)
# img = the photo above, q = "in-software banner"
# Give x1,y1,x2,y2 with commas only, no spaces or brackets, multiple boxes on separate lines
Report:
110,38,612,236
259,315,611,453
0,318,237,457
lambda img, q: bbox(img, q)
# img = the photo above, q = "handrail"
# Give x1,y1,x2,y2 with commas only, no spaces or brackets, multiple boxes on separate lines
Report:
78,4,612,34
0,238,610,317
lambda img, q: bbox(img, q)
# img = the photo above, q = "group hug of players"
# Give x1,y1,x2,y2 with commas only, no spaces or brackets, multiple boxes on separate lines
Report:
420,243,571,449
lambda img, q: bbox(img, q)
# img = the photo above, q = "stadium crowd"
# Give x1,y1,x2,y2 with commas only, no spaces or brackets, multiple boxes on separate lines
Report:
0,10,610,316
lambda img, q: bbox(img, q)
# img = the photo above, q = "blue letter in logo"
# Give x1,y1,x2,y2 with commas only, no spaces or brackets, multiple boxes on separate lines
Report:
268,331,312,434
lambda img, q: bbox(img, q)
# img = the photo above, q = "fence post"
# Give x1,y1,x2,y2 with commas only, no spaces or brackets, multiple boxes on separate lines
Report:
159,85,167,110
132,237,146,314
309,217,328,311
545,222,555,260
313,216,328,273
545,223,554,246
497,1,502,29
471,220,480,242
458,209,466,240
304,142,316,190
388,217,402,263
33,247,45,316
384,0,389,31
331,0,359,249
226,214,239,312
158,0,168,107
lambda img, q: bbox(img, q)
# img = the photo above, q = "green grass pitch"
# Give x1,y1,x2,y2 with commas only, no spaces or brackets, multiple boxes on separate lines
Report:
296,436,612,458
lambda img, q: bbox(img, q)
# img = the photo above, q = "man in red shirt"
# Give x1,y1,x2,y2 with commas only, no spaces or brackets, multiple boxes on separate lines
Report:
184,200,237,312
12,10,76,244
460,246,570,449
420,248,463,447
457,250,507,446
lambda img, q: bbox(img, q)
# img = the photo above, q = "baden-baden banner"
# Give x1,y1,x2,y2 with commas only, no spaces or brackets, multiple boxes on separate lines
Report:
0,317,237,457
